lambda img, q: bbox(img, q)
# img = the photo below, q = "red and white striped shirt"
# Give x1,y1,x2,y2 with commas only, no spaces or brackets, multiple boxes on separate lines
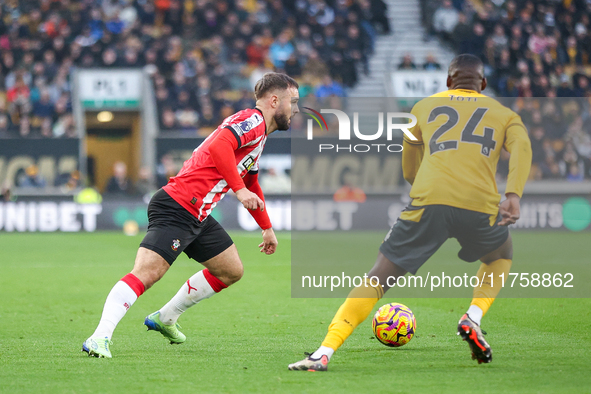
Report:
164,108,267,222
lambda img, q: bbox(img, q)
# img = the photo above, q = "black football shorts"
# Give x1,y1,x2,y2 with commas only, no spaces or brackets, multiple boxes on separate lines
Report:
139,189,234,265
379,204,509,274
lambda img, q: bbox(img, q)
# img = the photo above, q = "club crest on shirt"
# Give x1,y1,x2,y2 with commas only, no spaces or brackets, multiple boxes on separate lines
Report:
171,239,181,251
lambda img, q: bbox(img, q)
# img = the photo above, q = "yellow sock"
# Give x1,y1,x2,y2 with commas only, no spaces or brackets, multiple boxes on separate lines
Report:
471,258,512,317
321,278,384,351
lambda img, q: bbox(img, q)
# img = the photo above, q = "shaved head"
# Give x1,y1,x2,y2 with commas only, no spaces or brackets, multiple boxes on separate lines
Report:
447,54,486,92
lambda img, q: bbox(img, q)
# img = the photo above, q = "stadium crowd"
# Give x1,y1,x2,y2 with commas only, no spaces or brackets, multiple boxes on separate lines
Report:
1,0,589,182
422,0,591,181
0,0,388,138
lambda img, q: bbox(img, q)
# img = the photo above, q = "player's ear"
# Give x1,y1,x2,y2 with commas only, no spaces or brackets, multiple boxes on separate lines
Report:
481,77,487,92
446,75,452,88
271,93,279,108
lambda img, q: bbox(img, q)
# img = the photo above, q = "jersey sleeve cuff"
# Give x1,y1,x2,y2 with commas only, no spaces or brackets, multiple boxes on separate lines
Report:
404,138,423,145
224,126,242,149
505,189,523,198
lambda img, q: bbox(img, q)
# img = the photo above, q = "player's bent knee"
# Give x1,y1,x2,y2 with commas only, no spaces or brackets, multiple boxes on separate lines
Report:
210,263,243,286
201,244,244,286
131,247,170,290
218,257,244,285
227,262,244,284
481,234,513,264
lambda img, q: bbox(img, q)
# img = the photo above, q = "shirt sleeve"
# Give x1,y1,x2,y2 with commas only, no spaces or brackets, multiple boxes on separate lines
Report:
402,140,425,185
225,111,266,148
503,114,532,197
243,172,272,229
402,103,424,184
209,128,246,192
403,104,423,145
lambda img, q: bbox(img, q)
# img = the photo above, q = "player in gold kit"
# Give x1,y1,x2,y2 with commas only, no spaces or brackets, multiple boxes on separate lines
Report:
289,54,532,371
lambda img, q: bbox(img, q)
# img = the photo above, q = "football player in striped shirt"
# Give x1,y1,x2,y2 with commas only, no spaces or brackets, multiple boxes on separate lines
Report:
83,73,299,358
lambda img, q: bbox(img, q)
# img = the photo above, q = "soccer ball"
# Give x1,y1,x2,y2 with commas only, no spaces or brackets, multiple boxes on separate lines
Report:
372,303,417,347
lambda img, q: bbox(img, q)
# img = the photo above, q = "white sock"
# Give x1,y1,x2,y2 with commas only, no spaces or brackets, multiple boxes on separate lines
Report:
467,305,483,326
92,281,138,339
311,346,335,361
158,270,216,325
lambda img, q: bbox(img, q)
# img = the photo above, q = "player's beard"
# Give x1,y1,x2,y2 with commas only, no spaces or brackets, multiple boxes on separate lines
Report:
274,110,291,131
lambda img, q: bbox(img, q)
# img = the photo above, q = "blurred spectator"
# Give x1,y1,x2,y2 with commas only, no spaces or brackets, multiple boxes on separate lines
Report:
55,170,82,191
246,36,268,66
156,154,177,188
368,0,391,34
451,13,471,51
463,23,486,56
574,75,590,97
284,54,302,78
539,156,562,179
432,0,459,41
567,164,584,182
302,50,329,81
19,116,31,137
19,165,46,188
260,168,291,194
269,32,295,69
398,54,417,70
135,167,154,196
7,76,30,104
329,52,357,88
333,172,366,203
2,184,13,202
40,117,53,138
32,90,54,120
0,114,10,136
423,55,442,70
160,107,177,130
105,161,133,195
308,1,335,26
315,76,346,98
557,75,575,97
53,114,77,138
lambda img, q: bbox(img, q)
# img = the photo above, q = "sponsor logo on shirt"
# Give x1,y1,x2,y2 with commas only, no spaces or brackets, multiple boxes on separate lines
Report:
231,113,264,136
243,156,255,171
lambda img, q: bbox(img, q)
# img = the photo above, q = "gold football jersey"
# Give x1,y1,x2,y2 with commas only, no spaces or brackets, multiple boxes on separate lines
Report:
403,89,532,215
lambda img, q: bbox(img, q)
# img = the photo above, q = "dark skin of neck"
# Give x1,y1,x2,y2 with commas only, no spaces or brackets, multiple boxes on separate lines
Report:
446,69,487,93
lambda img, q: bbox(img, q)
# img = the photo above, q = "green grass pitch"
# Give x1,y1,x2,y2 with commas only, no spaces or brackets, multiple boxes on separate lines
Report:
0,231,590,393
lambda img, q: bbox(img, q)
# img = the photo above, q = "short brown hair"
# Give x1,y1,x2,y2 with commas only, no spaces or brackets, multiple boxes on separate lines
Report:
254,72,299,100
